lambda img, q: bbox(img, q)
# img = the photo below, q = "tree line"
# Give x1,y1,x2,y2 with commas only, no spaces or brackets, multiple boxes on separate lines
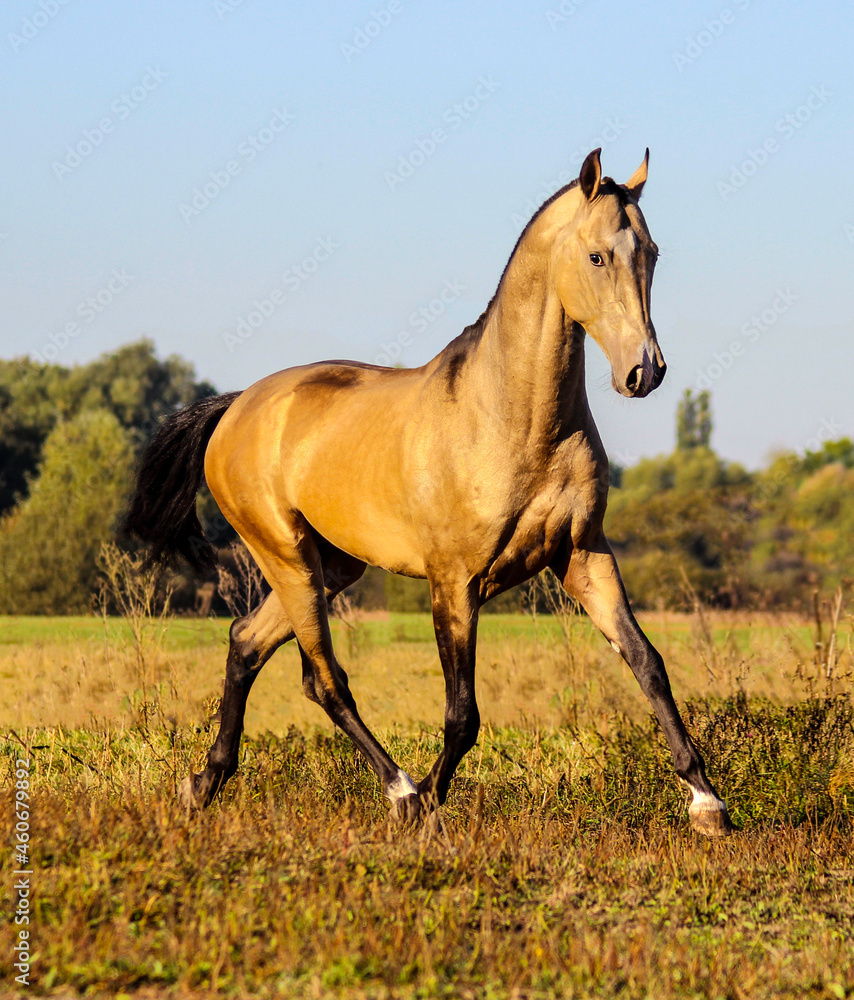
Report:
0,345,849,615
607,390,853,609
0,341,215,613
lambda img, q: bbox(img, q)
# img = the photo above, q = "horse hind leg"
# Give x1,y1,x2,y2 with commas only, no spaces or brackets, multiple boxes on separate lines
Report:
179,589,292,811
292,645,420,824
180,544,366,812
246,517,421,822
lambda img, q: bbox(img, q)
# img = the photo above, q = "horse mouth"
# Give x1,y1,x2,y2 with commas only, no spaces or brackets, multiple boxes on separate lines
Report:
614,357,667,398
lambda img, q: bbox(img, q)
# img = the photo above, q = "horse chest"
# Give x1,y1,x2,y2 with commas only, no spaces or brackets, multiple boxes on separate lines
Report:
481,464,605,588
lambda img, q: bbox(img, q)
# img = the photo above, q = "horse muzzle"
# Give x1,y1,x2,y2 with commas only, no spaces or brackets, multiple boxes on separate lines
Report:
616,348,667,398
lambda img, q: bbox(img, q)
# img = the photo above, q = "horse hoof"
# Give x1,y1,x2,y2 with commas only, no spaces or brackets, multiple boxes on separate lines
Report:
689,800,733,837
389,793,422,827
178,772,204,813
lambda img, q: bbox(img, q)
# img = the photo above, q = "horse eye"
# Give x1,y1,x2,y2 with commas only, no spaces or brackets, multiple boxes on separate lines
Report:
589,253,604,267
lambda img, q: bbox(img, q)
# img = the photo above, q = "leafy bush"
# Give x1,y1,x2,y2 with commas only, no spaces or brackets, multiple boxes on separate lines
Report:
0,409,134,613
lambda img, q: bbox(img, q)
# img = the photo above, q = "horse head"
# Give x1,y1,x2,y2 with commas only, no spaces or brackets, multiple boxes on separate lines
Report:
552,148,666,398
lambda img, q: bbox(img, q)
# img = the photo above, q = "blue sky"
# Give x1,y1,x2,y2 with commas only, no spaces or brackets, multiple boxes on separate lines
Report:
2,0,852,468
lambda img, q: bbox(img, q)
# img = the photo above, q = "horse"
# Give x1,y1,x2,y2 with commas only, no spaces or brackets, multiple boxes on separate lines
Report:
125,148,731,837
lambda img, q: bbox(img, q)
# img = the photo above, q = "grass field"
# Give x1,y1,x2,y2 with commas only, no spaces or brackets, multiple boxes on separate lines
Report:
0,609,835,734
1,608,853,998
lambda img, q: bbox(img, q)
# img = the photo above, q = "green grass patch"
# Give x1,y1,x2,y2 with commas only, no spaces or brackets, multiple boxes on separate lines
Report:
0,614,231,649
0,612,585,649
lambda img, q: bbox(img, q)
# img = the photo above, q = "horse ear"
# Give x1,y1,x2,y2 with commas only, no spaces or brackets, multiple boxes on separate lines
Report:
579,148,602,201
626,148,649,198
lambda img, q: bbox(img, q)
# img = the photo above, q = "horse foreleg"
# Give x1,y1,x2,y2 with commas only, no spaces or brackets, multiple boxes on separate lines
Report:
417,579,480,810
555,534,732,836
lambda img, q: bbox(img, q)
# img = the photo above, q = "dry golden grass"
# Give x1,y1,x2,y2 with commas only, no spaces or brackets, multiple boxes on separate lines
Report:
1,608,852,998
2,702,853,999
1,607,847,736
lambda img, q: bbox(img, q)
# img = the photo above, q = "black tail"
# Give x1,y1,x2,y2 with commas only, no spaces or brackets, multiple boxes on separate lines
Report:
124,392,241,571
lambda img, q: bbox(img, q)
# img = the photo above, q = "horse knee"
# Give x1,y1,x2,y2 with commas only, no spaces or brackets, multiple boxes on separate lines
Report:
673,742,708,784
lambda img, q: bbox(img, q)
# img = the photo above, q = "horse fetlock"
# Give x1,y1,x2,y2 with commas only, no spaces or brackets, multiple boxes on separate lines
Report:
178,772,209,813
385,768,418,802
386,772,424,826
673,745,708,783
206,746,238,779
459,723,480,757
179,765,232,813
416,773,445,810
388,793,422,828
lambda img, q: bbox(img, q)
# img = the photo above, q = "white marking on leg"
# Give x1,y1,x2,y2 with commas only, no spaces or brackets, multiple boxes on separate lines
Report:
386,769,418,803
690,788,727,812
610,640,622,655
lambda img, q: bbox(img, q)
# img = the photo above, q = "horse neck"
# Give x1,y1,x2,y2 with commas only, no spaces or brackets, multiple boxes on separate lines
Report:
472,248,590,445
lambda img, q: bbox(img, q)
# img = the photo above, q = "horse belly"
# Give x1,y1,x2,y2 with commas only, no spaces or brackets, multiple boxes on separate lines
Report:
299,484,427,578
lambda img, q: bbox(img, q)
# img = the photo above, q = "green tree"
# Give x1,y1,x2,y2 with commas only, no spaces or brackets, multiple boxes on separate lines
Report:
748,444,854,604
0,358,67,515
0,409,135,613
801,437,854,473
605,389,752,609
606,485,754,609
0,339,214,516
676,389,712,450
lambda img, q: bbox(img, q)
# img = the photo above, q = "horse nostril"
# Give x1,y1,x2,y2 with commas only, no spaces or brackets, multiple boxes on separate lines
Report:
626,365,643,394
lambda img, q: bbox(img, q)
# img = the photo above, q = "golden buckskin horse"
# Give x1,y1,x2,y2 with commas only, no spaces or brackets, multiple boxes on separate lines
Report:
126,149,731,836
